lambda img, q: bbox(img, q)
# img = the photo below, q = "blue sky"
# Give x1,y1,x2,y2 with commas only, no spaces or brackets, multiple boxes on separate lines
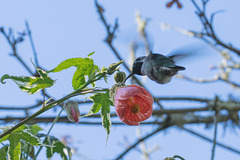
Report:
1,0,240,160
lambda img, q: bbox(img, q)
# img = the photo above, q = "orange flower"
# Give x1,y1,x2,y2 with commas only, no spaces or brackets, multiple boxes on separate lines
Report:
114,84,153,125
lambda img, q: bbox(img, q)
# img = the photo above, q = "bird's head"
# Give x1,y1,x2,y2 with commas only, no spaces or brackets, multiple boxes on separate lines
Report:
132,56,146,75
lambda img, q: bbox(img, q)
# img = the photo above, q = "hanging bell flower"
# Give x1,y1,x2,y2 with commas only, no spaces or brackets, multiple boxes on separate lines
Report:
63,101,80,123
114,84,153,125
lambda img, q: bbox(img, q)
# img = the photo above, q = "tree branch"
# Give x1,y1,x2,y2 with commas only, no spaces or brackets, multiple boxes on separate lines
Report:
181,126,240,155
114,122,172,160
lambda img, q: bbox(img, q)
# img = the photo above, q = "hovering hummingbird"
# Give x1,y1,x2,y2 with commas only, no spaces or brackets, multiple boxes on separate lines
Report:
123,51,186,84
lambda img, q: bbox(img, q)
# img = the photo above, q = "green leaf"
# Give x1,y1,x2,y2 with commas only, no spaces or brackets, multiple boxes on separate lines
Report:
101,106,111,135
49,56,99,90
87,51,95,57
28,124,43,135
8,135,21,160
21,141,35,159
89,92,112,135
50,58,86,73
0,125,41,160
46,136,70,160
20,130,41,145
0,134,10,144
0,145,8,160
1,67,55,94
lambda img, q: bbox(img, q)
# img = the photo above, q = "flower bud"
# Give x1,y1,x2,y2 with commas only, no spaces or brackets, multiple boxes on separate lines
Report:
64,101,80,123
114,71,126,83
107,60,124,75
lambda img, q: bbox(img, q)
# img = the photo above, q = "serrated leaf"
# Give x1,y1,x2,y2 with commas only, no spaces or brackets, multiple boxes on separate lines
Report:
28,124,43,135
0,134,10,143
0,145,8,160
0,125,25,143
45,136,70,160
89,92,112,135
21,130,40,145
50,58,87,73
101,107,111,135
0,125,41,160
8,135,21,160
72,65,97,90
49,57,99,90
1,67,55,94
89,93,107,114
21,141,35,159
72,67,86,90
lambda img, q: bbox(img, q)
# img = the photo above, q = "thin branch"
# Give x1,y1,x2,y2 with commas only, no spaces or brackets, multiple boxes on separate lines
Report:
95,0,144,87
0,81,97,139
25,21,39,67
176,74,240,89
180,126,240,155
0,27,34,75
156,96,210,103
211,97,219,160
190,0,240,56
135,12,151,54
0,101,42,110
1,99,240,124
114,123,172,160
34,108,64,159
0,113,234,126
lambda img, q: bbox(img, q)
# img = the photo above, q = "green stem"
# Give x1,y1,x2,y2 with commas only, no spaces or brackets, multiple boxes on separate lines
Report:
0,81,90,139
173,155,185,160
0,70,110,139
34,108,64,160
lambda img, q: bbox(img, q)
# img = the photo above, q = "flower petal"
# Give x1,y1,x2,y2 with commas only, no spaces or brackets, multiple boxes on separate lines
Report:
114,84,153,125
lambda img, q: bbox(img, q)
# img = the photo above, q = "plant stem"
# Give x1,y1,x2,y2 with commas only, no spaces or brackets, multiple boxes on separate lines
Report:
0,81,90,139
34,108,64,160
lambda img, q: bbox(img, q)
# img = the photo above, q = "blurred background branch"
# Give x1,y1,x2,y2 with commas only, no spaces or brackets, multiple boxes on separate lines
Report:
1,0,240,160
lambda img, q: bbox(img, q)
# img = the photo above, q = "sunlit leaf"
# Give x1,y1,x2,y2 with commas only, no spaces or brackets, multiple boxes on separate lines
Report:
20,130,40,145
1,67,55,94
49,56,99,90
0,125,41,160
89,92,113,135
8,136,21,160
28,124,43,135
87,51,95,57
45,136,71,160
0,145,8,160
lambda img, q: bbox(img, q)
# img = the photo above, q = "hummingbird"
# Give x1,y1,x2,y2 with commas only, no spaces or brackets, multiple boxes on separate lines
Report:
123,51,185,84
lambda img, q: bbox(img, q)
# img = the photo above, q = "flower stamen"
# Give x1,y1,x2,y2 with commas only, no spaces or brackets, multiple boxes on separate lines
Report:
131,104,140,113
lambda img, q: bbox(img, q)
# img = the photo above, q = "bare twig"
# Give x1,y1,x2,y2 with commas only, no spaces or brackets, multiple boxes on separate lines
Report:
0,113,235,126
181,126,240,155
114,122,172,160
190,0,240,56
0,101,42,110
95,0,145,88
25,21,39,67
136,12,151,54
211,96,219,160
136,127,151,160
0,27,34,75
176,74,240,89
